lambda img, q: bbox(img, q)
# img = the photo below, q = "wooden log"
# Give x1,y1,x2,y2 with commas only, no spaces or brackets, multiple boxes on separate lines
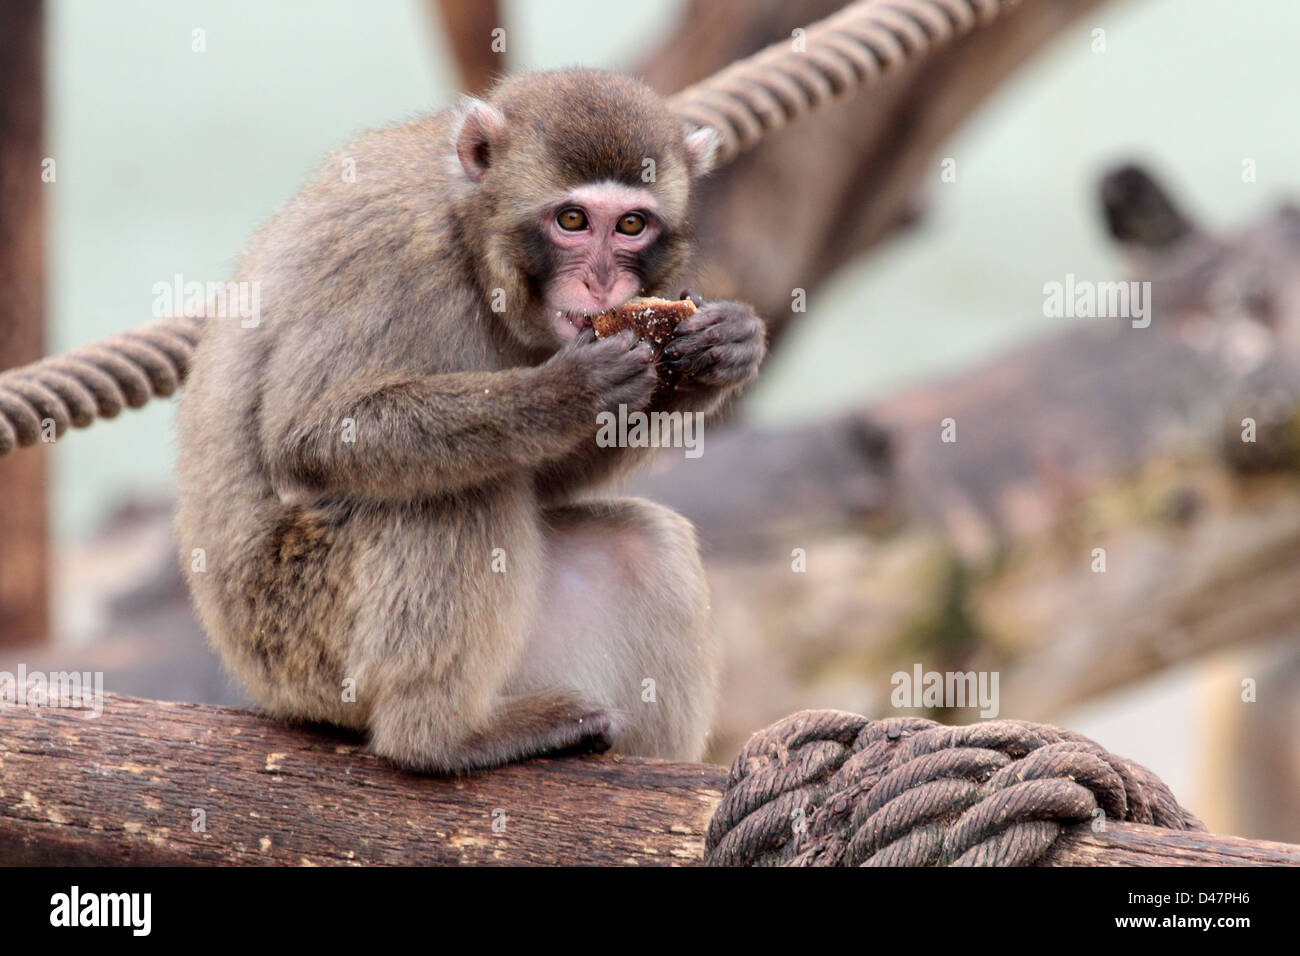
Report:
1048,822,1300,867
1,693,1295,866
0,693,723,866
0,0,48,647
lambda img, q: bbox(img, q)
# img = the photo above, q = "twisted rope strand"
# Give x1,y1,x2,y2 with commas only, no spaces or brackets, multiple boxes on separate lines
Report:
667,0,1012,166
0,315,201,454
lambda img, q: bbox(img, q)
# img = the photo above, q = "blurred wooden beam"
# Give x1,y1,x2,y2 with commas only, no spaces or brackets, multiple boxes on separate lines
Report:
430,0,503,95
0,0,49,647
631,190,1300,761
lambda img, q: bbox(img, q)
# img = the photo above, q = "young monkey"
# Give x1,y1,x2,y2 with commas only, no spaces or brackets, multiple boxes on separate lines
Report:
175,69,766,772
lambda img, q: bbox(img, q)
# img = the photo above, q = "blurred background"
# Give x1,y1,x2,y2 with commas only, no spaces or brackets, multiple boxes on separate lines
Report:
2,0,1299,841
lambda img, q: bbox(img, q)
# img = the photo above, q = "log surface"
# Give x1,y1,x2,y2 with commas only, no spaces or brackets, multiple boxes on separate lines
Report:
1051,822,1300,867
0,693,724,866
3,694,1297,866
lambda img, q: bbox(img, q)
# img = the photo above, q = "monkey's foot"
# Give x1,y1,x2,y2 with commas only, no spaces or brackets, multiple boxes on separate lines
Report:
549,709,626,758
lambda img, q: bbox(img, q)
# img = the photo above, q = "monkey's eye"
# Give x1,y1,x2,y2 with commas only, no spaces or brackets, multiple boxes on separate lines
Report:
616,212,647,236
556,207,588,231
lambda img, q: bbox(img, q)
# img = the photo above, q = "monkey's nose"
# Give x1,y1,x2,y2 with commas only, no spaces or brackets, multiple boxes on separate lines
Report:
584,279,619,309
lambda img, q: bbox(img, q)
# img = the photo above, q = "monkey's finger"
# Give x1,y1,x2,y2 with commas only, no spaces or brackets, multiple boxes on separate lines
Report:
661,333,717,363
690,347,762,387
662,348,716,380
589,329,641,361
606,360,659,410
604,335,653,361
671,301,755,338
670,311,724,338
672,300,744,335
574,324,598,346
603,343,656,388
608,329,641,351
662,320,727,357
662,316,756,360
672,336,764,382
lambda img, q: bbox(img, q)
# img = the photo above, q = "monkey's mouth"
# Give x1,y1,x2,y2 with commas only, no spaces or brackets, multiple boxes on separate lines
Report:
554,310,593,341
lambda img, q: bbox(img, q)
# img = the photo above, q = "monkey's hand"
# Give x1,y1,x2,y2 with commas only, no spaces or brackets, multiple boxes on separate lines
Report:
660,299,767,394
554,326,659,414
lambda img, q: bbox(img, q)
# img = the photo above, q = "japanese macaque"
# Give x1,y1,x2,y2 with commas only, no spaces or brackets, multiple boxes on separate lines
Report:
174,69,766,772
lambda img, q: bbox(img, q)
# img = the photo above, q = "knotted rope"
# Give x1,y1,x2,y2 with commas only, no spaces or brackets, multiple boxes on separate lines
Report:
706,709,1204,866
0,0,1020,454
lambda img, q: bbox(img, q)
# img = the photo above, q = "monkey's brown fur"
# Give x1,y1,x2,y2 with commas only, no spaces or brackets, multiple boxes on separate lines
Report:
175,70,766,772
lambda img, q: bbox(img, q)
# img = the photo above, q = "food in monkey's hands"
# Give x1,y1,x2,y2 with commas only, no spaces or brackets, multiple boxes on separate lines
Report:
591,295,698,354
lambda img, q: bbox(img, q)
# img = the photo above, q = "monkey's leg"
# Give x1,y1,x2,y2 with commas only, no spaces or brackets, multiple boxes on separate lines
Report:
368,683,623,774
510,497,717,761
354,502,626,774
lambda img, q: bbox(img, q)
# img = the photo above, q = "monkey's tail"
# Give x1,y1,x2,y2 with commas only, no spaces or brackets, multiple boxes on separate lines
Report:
0,314,202,455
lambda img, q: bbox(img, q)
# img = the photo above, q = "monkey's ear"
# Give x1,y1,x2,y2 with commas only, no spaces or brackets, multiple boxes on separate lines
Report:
682,125,721,177
454,98,507,182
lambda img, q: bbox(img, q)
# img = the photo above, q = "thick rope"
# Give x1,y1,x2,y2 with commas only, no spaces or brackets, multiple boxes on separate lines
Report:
0,316,202,454
0,0,1019,454
706,709,1204,866
667,0,1012,167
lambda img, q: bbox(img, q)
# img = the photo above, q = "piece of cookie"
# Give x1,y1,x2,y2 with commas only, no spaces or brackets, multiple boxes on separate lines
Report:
591,296,698,354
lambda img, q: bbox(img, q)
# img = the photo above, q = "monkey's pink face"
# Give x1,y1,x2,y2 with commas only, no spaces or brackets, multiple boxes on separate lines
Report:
540,183,664,341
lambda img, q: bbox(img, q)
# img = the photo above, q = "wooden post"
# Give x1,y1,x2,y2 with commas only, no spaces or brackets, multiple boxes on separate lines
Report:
0,1,49,648
430,0,503,96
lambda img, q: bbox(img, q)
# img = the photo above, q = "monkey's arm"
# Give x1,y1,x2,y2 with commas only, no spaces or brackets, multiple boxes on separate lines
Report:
531,381,735,501
534,301,766,502
265,365,612,500
534,431,658,502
